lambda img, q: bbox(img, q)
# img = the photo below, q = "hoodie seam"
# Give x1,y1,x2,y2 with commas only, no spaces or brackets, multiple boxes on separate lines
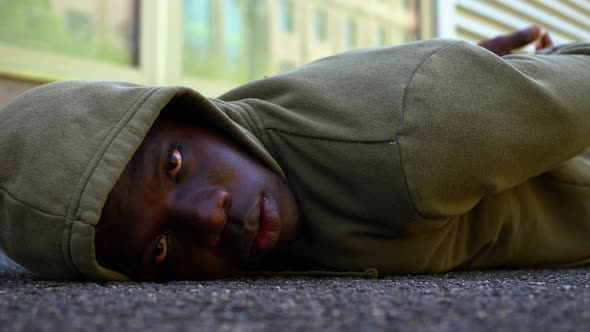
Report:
230,99,398,144
67,87,159,222
265,128,396,144
62,87,159,276
394,40,462,220
222,100,285,161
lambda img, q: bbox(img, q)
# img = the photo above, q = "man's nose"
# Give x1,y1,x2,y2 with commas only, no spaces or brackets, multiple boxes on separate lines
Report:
168,186,230,247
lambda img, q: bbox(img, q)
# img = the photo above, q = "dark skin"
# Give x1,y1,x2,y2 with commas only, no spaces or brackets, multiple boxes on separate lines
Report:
95,113,299,281
95,27,554,281
478,25,553,56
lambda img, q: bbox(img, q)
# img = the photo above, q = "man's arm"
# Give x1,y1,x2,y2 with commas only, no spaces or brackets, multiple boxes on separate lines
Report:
398,39,590,218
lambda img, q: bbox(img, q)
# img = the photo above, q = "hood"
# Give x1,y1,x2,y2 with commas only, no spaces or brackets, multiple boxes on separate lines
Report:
0,80,283,280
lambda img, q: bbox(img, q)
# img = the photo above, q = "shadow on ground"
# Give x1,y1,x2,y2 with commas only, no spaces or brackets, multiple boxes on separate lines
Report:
1,251,589,332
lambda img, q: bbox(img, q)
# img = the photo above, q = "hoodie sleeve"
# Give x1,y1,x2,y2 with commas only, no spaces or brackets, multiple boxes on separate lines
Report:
399,41,590,218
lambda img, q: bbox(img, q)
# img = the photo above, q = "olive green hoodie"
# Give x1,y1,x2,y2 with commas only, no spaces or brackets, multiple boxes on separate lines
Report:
1,39,590,280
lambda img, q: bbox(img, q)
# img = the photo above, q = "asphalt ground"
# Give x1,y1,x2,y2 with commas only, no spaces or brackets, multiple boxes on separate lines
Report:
2,251,590,332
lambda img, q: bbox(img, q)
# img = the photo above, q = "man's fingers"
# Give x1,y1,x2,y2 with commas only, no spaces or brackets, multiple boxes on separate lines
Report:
503,25,541,49
478,25,549,56
535,33,553,50
541,32,553,48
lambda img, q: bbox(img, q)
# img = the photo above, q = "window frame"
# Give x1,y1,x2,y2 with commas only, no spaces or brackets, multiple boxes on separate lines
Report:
0,0,154,84
0,0,433,97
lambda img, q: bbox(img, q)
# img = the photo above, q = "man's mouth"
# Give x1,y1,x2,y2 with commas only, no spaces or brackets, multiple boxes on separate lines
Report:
221,195,281,262
250,195,281,256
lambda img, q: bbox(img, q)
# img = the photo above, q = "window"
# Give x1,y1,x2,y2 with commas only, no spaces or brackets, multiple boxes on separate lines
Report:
183,0,268,85
223,0,243,58
0,1,424,97
313,10,327,42
376,27,387,46
0,0,137,65
402,0,410,10
343,20,357,49
64,10,92,38
279,0,294,33
279,62,296,73
183,0,218,81
184,0,211,48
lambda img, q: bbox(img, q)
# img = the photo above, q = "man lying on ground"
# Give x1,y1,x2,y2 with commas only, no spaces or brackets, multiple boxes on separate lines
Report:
2,26,589,281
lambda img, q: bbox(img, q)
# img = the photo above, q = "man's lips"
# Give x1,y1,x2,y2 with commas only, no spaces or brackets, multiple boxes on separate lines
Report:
222,195,281,261
251,196,281,254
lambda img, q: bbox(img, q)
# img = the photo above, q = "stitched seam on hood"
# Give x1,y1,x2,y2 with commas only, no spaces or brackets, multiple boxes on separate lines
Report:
61,86,161,277
266,128,396,144
227,100,279,156
212,99,286,179
395,40,462,220
66,87,159,223
229,99,394,144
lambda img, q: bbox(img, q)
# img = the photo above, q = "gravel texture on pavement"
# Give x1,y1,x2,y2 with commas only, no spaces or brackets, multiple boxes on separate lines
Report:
2,251,590,332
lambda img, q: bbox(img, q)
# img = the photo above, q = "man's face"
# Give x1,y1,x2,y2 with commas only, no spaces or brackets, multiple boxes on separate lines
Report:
95,113,299,281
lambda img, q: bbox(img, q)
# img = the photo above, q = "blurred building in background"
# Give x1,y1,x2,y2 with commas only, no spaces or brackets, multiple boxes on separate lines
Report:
47,0,136,60
0,0,589,106
182,0,419,84
438,0,590,48
0,0,136,66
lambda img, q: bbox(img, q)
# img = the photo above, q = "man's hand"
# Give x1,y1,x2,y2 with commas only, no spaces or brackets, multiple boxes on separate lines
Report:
478,25,554,56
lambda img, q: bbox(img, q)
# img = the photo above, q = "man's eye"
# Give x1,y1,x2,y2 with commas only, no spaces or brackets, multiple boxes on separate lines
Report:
154,233,168,265
167,146,183,181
